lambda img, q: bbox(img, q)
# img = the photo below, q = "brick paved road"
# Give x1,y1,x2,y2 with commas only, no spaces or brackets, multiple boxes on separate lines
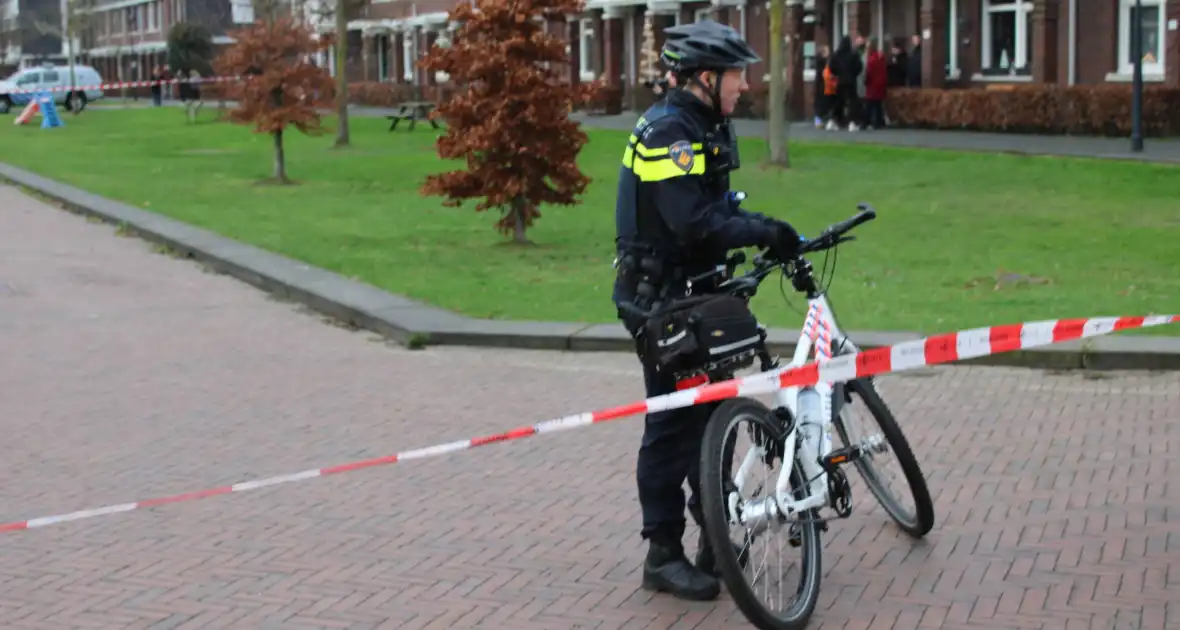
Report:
1,185,1177,630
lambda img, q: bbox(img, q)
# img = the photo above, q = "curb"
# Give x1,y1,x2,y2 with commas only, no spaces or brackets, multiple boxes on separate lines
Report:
3,163,1179,371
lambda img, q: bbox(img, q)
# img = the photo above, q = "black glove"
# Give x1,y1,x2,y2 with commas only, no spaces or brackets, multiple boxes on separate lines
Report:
765,220,802,262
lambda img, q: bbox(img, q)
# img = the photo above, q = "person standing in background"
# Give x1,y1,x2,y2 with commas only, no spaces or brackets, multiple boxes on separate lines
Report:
886,38,908,87
907,34,923,87
149,66,163,106
863,38,888,129
813,44,831,128
827,36,863,131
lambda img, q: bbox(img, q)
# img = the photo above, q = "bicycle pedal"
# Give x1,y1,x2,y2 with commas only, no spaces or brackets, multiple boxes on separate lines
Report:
820,447,862,471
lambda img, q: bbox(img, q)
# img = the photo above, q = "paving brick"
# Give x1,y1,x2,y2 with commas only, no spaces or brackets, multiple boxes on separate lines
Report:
2,185,1178,629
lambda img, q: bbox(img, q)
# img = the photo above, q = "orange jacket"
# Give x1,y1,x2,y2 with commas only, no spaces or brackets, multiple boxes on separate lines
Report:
822,65,838,96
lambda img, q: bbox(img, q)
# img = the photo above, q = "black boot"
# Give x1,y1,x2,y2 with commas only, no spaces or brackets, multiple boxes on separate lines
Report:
695,530,750,578
641,541,721,601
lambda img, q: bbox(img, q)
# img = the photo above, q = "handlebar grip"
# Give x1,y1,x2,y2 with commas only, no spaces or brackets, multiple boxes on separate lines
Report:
825,204,878,237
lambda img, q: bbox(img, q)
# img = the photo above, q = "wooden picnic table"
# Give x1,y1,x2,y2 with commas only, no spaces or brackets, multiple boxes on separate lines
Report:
387,101,440,131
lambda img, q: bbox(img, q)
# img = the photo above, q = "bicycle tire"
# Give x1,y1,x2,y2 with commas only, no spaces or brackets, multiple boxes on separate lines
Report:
700,397,823,630
833,378,935,538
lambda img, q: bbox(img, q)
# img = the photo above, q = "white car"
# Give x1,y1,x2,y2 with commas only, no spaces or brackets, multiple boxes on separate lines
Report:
0,65,106,114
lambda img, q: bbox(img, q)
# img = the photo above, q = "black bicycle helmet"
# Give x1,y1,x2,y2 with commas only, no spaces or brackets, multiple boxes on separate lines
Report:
659,19,761,74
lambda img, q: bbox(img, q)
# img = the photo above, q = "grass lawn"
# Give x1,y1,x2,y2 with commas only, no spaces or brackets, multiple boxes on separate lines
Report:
1,106,1178,336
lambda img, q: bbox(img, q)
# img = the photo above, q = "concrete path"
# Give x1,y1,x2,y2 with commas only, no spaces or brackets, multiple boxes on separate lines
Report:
569,112,1180,164
2,185,1178,629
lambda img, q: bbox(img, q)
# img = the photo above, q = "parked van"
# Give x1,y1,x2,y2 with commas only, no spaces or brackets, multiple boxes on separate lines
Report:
0,64,106,114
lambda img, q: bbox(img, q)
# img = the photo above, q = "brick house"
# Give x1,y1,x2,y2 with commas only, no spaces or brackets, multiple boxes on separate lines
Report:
1,0,67,71
81,0,248,88
338,0,1178,118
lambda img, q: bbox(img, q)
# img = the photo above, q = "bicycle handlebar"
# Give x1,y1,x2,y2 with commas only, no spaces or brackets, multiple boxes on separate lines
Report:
716,203,878,296
621,203,878,320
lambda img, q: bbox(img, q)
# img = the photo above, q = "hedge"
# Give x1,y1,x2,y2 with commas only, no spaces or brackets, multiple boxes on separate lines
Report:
346,81,1180,136
347,80,609,114
712,83,1180,136
884,85,1180,136
346,82,458,107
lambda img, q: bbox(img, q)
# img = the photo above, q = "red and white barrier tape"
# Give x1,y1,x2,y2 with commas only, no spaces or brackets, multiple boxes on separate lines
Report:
6,76,239,96
1,314,1175,535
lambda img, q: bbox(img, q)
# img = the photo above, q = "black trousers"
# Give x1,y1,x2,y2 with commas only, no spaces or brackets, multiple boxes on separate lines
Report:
832,84,862,127
864,99,886,128
623,316,719,546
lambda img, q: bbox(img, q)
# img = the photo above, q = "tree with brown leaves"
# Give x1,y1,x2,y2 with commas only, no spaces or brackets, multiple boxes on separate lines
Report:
215,17,336,184
419,0,598,244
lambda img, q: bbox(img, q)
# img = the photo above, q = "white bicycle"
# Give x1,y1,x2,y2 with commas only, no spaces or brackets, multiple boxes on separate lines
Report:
679,204,936,630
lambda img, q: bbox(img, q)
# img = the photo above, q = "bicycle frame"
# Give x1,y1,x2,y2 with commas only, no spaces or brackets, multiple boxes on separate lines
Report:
730,290,860,524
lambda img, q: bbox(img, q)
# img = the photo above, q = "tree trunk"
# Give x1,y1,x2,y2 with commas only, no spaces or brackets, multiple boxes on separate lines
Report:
66,35,79,115
117,51,128,107
766,0,789,167
273,129,288,183
511,196,528,244
333,0,350,148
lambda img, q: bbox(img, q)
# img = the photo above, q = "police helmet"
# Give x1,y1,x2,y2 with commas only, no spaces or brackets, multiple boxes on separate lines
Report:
659,20,761,74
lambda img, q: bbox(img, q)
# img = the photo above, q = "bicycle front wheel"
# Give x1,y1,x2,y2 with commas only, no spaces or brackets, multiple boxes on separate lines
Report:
833,378,935,538
699,397,823,630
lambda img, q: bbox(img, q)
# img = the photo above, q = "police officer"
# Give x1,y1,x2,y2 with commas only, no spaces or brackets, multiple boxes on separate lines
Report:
612,20,803,601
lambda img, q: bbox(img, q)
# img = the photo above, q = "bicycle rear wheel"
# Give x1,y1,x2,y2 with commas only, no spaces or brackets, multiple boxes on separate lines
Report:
699,397,823,630
833,378,935,538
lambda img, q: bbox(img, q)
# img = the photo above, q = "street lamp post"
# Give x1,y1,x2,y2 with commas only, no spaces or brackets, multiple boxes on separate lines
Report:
1130,0,1144,152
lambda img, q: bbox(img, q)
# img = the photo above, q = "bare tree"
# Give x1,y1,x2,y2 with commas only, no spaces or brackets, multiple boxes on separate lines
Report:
304,0,364,148
766,0,787,166
1,0,18,69
21,0,95,111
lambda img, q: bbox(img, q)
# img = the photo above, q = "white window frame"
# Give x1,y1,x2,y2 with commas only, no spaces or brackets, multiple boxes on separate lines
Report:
625,13,637,85
402,31,415,82
578,18,595,82
1117,0,1166,76
148,1,159,31
694,7,711,22
946,0,959,77
832,0,851,43
377,34,388,82
980,0,1032,74
231,0,254,24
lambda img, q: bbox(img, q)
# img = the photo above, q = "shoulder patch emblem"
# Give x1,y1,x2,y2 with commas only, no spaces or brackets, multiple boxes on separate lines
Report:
668,140,695,172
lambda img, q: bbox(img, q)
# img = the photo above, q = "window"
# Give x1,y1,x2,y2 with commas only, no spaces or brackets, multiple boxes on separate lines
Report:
125,6,138,33
42,71,59,82
980,0,1031,75
578,19,594,82
402,32,415,81
694,8,711,22
946,0,959,77
376,35,386,81
831,0,849,43
149,2,159,31
231,0,254,24
15,72,39,85
802,13,817,74
1118,0,1165,75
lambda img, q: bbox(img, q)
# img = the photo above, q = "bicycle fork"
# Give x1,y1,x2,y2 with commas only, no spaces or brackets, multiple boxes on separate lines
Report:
731,385,834,535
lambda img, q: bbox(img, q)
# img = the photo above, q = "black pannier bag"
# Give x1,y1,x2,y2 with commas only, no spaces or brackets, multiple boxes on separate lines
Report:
641,293,764,377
